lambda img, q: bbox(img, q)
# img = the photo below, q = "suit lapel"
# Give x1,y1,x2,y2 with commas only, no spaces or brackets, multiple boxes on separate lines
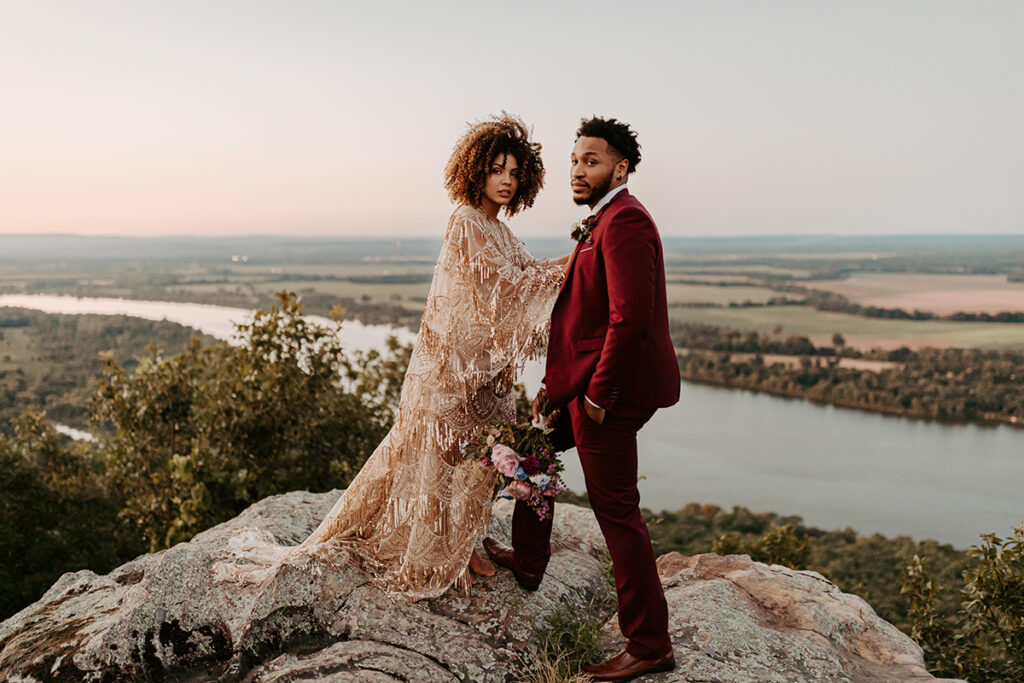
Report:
555,189,631,304
557,241,583,300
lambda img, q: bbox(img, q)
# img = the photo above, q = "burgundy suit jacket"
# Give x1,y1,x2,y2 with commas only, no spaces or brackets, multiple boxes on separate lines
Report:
544,189,680,412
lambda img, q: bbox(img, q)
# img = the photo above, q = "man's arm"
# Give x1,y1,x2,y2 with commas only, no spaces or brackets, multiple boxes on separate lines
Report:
585,208,658,412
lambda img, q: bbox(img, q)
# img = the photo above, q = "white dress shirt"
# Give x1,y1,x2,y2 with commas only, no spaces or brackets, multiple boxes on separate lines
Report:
589,182,628,217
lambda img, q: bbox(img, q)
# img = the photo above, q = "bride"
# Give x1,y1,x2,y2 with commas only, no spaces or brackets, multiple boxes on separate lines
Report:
217,113,569,599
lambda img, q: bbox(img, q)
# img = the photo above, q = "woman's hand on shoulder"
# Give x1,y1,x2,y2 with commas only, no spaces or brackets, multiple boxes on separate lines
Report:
557,252,572,271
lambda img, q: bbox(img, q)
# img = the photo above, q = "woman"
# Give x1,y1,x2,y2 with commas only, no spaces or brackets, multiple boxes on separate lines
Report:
217,114,569,599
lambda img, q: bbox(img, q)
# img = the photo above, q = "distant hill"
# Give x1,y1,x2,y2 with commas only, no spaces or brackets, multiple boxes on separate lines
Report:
5,233,1024,264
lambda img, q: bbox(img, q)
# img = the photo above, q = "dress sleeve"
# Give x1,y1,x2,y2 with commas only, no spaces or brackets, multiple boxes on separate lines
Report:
453,211,565,370
416,210,563,431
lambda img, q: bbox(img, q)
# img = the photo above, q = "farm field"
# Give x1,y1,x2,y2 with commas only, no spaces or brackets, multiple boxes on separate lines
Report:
221,262,437,278
802,274,1024,315
669,305,1024,350
665,273,756,284
0,326,34,370
665,283,800,305
8,236,1024,353
664,263,813,278
247,278,430,305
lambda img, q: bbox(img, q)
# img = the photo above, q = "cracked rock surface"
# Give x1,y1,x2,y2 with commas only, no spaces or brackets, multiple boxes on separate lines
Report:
0,492,611,682
605,552,961,683
2,491,954,682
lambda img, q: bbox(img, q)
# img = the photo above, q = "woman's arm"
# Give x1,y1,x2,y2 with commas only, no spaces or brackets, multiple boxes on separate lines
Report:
557,252,572,274
445,213,564,362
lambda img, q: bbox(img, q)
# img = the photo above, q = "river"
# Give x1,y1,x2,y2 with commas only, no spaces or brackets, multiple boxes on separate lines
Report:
0,294,417,350
3,294,1021,547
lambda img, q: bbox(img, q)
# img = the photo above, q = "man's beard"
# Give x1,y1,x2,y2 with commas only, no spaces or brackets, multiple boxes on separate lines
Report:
573,170,614,207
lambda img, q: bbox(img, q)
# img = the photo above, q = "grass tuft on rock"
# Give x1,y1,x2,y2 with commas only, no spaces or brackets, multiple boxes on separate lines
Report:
518,596,606,682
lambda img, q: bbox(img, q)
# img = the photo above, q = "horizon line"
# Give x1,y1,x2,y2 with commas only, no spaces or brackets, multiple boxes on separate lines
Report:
3,231,1024,241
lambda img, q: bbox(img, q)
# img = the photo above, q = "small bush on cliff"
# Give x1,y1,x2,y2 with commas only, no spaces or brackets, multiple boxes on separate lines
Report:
521,596,606,682
91,291,410,551
713,523,810,569
903,524,1024,682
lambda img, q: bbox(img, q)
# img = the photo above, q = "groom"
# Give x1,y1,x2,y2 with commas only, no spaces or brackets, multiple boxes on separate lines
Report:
484,116,679,681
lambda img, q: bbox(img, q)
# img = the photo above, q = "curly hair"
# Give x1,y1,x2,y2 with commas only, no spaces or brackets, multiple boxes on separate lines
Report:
444,113,545,217
576,116,642,174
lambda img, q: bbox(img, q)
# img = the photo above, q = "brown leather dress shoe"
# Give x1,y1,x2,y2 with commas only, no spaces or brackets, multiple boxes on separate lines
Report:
481,537,542,591
581,649,676,682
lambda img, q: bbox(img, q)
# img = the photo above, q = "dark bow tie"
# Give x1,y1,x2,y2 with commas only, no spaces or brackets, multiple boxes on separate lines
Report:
582,215,597,229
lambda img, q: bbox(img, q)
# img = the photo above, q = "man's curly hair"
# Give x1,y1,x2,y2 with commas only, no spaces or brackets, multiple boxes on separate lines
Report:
444,113,544,217
576,116,642,174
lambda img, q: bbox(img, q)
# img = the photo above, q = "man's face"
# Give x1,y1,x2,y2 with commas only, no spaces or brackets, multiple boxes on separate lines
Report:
570,136,625,207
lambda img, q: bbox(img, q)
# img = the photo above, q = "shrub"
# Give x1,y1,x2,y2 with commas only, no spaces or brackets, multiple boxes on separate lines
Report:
903,524,1024,682
713,523,809,570
520,596,607,682
90,291,409,550
0,410,140,618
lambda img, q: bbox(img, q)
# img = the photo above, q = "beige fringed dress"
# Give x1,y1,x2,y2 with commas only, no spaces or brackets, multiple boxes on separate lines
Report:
217,204,565,600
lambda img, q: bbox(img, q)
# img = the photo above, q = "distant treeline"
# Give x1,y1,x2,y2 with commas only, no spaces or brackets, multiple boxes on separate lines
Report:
672,322,1024,426
669,297,808,309
671,322,833,357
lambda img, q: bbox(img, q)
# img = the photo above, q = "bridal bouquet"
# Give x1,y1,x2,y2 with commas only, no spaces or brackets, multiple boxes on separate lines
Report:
462,408,565,520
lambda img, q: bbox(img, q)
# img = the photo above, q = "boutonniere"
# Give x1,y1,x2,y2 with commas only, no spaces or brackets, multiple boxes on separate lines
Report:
570,215,596,244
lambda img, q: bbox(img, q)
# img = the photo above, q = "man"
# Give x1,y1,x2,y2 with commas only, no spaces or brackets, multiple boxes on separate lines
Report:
484,116,680,681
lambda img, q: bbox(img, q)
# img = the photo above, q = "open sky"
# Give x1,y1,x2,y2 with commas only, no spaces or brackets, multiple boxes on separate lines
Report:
1,1,1021,238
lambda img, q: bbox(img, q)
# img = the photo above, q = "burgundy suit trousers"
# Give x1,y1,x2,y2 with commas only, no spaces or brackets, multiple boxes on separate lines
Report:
511,397,672,660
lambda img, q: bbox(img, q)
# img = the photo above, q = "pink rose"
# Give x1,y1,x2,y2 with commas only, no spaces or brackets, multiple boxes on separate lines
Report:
492,444,519,461
504,480,533,500
490,444,520,478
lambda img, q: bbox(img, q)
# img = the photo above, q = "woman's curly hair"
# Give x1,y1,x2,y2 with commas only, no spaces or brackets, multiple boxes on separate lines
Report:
444,113,544,217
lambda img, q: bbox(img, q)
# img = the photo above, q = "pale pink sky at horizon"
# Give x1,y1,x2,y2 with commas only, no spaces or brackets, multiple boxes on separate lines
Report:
1,1,1021,238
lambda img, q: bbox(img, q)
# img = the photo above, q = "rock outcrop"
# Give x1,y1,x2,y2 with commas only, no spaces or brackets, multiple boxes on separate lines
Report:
0,491,951,682
0,492,612,682
617,553,959,682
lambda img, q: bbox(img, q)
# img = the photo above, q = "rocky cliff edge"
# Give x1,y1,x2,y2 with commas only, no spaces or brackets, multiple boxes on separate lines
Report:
0,490,956,682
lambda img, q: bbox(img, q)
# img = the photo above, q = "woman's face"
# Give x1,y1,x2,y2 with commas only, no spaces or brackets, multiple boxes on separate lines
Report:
482,153,520,210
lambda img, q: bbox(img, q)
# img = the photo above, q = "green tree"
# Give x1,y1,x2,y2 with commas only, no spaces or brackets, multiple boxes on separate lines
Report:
903,524,1024,682
0,409,137,618
90,291,410,551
